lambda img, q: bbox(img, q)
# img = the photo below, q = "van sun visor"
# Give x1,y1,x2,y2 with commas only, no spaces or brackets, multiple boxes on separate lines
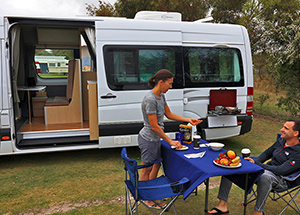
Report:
209,89,237,110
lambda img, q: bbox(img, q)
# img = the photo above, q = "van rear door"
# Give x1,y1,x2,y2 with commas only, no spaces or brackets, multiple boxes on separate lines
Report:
95,19,183,148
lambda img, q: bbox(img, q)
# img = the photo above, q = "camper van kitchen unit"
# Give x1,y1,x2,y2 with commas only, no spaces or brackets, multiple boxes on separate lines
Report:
0,12,253,155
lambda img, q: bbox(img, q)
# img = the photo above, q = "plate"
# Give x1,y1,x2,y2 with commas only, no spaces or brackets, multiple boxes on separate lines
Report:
171,145,189,151
213,160,242,168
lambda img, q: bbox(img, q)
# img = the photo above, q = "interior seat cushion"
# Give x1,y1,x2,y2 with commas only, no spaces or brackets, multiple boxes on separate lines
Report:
45,96,69,106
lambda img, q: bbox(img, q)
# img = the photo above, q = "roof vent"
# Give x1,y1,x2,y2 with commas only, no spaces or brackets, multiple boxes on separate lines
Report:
134,11,182,22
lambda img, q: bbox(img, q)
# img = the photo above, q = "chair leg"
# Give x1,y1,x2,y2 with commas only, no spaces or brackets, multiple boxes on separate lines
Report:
276,189,300,215
125,187,128,215
245,187,257,206
160,196,179,215
125,186,134,215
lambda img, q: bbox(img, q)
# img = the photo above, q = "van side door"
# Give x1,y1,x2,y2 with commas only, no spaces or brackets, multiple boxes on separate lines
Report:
95,19,183,148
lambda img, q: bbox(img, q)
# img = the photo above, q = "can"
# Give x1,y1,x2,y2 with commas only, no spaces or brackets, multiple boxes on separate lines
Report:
175,132,183,143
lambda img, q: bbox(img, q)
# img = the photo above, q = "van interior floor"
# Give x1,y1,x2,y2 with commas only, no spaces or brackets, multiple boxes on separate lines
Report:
19,117,89,133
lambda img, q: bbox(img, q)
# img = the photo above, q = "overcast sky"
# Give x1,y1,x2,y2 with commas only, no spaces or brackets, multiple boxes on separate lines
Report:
0,0,117,17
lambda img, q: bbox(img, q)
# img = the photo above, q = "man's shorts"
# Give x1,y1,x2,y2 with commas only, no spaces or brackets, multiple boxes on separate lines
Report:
138,134,161,163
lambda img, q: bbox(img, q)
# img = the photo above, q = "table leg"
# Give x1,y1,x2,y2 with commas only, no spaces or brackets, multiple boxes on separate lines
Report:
205,178,209,214
244,173,249,215
27,91,32,124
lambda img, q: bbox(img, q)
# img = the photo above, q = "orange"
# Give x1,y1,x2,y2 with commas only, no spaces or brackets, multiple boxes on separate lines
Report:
227,150,236,159
220,158,229,165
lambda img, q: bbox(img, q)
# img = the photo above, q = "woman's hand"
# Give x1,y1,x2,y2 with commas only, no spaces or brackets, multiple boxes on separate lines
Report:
188,118,202,126
170,140,182,149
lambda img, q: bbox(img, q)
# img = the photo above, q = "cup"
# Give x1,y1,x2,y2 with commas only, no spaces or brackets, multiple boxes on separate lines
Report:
193,135,201,149
175,132,183,144
241,148,251,158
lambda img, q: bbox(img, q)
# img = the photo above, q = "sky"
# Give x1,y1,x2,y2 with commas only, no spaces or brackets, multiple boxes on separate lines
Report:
0,0,117,17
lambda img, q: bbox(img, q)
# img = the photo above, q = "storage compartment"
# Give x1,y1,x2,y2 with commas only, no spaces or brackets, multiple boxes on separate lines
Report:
32,97,47,117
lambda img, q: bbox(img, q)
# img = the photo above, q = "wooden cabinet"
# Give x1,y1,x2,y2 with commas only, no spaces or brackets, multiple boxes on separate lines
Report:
32,97,47,117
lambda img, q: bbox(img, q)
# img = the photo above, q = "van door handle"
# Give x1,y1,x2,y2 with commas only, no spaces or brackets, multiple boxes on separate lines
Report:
101,93,117,99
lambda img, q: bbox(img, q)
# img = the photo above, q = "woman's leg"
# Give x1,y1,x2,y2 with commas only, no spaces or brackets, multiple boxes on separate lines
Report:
140,161,153,181
149,162,161,180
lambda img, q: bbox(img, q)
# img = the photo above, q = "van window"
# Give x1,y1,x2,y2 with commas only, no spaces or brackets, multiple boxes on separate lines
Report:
184,47,244,87
104,46,180,90
35,49,74,79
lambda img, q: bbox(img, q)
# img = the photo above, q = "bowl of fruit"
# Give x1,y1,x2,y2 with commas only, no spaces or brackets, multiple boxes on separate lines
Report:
213,150,241,168
209,142,225,151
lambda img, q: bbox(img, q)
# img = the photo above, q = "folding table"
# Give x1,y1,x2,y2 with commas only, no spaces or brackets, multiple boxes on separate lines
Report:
17,86,46,123
161,140,264,215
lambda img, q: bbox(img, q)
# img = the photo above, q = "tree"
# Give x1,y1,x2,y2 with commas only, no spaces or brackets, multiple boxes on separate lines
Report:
209,0,247,24
150,0,210,21
264,14,300,117
86,0,116,17
86,0,210,21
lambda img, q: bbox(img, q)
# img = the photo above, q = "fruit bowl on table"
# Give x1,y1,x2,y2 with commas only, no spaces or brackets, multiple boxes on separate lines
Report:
213,150,241,168
209,142,224,151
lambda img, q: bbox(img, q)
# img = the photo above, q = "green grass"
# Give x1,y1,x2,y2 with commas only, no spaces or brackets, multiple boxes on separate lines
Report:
38,73,68,79
1,117,298,215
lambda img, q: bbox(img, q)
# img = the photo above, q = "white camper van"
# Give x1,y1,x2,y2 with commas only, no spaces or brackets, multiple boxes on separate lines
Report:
0,12,253,155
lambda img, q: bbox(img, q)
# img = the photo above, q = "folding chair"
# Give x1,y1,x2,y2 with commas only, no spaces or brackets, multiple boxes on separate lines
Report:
246,134,300,214
246,170,300,215
121,147,189,215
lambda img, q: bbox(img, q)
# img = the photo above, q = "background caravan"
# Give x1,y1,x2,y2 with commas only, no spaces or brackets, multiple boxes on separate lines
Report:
0,11,253,155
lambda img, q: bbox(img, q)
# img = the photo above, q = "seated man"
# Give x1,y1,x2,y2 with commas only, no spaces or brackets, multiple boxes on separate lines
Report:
208,119,300,215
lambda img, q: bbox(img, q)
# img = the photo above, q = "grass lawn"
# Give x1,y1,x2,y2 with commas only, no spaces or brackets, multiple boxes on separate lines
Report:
0,116,298,215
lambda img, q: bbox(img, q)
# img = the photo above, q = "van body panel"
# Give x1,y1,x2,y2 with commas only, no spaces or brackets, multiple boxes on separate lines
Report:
95,19,182,44
204,126,241,140
181,23,245,45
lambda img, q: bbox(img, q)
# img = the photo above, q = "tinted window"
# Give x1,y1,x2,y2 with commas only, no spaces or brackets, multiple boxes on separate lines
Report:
184,47,244,87
104,46,182,90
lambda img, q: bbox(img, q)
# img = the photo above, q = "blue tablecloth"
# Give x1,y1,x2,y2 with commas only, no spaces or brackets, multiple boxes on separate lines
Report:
161,140,264,200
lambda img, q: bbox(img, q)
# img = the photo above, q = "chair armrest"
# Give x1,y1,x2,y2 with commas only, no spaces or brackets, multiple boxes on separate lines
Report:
283,171,300,181
137,157,163,169
140,177,189,191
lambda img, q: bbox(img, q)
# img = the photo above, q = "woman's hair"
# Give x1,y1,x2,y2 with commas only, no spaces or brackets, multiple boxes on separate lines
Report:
148,69,174,88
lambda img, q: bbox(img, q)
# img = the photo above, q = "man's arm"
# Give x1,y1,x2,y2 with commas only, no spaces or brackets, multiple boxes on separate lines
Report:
257,158,300,176
255,142,275,163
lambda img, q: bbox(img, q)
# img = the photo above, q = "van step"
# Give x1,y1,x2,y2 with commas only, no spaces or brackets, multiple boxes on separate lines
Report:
18,135,94,147
17,129,96,148
19,129,90,140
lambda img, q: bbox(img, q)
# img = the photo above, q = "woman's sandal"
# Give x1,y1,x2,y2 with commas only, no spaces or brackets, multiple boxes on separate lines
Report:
208,207,229,215
148,201,166,209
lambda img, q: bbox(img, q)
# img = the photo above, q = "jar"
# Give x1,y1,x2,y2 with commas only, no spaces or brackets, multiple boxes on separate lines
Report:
179,124,192,144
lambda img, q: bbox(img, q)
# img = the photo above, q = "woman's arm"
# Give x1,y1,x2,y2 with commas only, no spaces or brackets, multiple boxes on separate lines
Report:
148,114,182,149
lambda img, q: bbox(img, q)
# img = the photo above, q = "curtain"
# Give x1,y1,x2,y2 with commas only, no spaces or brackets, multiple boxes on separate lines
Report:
11,25,21,119
82,27,96,71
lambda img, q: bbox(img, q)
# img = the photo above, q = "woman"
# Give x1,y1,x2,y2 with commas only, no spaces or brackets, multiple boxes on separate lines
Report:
138,69,200,208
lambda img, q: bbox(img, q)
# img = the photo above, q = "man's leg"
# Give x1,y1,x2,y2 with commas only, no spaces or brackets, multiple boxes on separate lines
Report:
208,176,232,214
254,170,288,213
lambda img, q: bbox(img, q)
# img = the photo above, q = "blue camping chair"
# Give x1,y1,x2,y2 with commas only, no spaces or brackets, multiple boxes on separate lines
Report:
246,133,300,215
121,147,189,215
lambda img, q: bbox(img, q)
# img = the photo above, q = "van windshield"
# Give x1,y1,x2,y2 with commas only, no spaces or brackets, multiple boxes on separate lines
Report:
184,47,244,87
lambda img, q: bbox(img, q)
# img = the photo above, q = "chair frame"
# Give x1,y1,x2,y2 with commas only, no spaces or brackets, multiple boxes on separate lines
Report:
121,147,189,215
246,179,300,215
